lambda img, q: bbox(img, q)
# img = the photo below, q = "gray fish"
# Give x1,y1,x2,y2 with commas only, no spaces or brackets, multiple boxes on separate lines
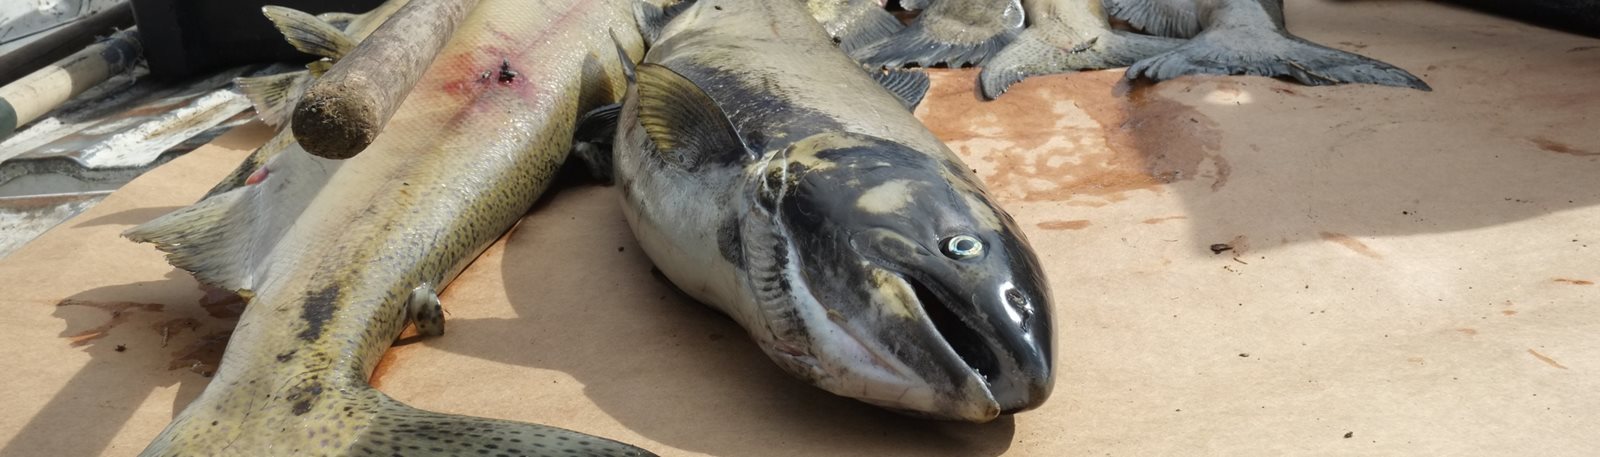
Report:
606,0,1054,421
980,0,1181,98
123,0,657,455
1108,0,1430,90
851,0,1026,68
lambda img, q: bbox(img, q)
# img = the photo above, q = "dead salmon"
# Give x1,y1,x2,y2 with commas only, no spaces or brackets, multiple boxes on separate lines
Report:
123,0,655,455
605,0,1054,422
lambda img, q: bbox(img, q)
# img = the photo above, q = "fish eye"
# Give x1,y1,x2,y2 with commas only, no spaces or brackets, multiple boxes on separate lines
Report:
940,235,984,260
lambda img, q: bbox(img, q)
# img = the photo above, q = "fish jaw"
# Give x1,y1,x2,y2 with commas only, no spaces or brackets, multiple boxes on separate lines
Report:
740,132,1055,421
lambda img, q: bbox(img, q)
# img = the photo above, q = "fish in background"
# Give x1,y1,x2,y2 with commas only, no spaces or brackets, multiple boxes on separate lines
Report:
124,1,657,455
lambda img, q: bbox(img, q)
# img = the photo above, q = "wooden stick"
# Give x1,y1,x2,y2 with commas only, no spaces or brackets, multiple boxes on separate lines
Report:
0,28,142,142
291,0,479,159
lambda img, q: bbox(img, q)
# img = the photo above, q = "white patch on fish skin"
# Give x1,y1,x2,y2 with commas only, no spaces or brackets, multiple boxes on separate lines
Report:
856,179,916,214
962,191,1005,231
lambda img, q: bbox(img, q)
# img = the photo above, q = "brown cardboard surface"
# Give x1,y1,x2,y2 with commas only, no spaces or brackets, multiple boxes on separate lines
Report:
2,1,1598,455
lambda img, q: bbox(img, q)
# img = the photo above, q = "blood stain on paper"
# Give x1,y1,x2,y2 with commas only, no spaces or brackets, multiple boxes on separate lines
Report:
1037,220,1091,231
1526,349,1568,370
1530,138,1600,157
1320,232,1382,259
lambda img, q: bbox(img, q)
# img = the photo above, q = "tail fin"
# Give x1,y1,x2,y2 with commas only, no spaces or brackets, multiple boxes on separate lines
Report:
980,28,1180,99
140,385,656,456
1125,30,1431,91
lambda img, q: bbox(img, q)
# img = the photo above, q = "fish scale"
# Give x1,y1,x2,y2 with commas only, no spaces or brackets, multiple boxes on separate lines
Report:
124,0,653,455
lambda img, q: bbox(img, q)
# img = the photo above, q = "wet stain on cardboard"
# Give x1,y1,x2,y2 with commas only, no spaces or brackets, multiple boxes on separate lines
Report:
918,71,1225,204
198,285,247,319
1526,349,1568,370
57,300,165,347
168,330,232,377
1530,138,1600,157
1320,232,1382,259
1455,328,1478,336
368,342,417,389
1142,216,1187,224
1037,220,1091,231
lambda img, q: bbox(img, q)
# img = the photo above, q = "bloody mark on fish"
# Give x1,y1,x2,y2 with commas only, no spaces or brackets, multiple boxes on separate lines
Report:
1320,232,1381,259
198,284,246,319
1530,138,1599,157
1036,220,1090,231
56,300,165,347
919,70,1224,204
1527,349,1568,370
245,167,270,185
168,330,231,377
297,285,340,342
1553,278,1594,285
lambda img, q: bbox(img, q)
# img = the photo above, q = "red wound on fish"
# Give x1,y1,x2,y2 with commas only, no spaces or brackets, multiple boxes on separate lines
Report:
246,167,270,185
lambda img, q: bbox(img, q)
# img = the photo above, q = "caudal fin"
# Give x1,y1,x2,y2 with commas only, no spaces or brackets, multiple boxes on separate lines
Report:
1125,29,1431,91
980,27,1181,99
140,385,655,456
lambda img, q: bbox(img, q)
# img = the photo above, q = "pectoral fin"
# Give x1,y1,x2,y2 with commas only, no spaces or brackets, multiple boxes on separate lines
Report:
634,63,750,169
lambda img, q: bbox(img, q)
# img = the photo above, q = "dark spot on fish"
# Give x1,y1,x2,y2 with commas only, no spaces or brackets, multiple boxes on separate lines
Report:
276,351,294,362
717,216,743,267
292,400,313,415
298,285,340,342
498,58,518,83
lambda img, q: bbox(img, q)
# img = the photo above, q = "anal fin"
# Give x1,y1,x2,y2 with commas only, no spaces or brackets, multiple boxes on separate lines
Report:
866,67,930,110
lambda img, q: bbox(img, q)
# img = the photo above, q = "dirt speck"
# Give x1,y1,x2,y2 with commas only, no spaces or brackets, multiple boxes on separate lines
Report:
1037,220,1091,231
1320,232,1382,259
1456,328,1478,336
1502,310,1518,316
1553,278,1594,285
114,344,127,352
1344,432,1354,439
1210,244,1233,254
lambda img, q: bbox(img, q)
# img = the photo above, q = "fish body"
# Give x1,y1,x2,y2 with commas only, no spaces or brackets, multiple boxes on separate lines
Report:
612,0,1054,422
125,0,654,455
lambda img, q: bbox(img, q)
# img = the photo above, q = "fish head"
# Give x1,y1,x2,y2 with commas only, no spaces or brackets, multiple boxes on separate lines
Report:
747,132,1054,421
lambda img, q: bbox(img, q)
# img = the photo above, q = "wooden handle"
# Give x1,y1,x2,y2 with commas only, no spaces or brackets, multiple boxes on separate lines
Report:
292,0,479,159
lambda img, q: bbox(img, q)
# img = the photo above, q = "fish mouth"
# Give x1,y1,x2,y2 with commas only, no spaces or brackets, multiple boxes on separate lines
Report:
904,274,1003,396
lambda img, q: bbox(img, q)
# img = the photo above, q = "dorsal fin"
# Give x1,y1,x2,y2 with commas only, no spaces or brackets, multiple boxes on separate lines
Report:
234,70,310,126
634,63,749,169
262,6,356,59
867,67,929,111
634,0,695,44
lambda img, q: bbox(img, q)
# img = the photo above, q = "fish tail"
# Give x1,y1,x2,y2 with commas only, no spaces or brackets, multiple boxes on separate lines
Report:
139,385,656,456
979,28,1180,99
1126,30,1431,91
